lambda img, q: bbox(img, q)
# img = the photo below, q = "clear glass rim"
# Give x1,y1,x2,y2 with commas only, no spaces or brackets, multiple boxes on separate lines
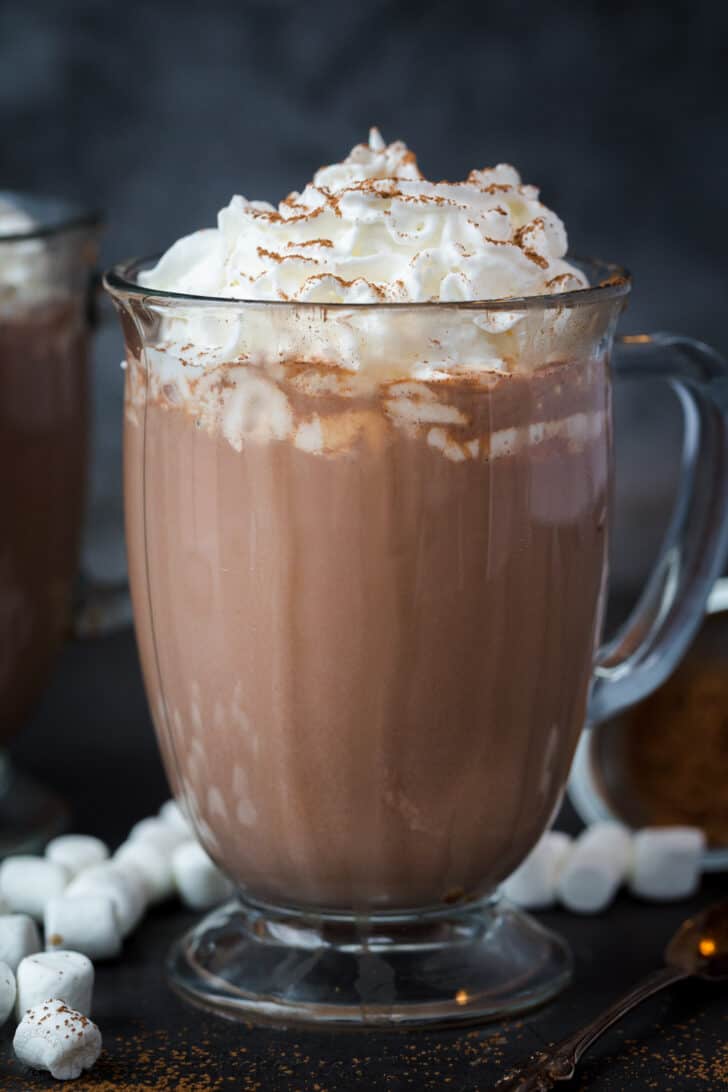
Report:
104,254,631,312
0,190,102,244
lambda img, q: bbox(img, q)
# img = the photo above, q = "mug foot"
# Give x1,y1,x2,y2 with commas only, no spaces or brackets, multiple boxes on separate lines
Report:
167,895,572,1028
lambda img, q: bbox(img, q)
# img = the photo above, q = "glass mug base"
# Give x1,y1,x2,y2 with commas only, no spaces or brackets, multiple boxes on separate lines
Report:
167,895,572,1028
0,750,69,858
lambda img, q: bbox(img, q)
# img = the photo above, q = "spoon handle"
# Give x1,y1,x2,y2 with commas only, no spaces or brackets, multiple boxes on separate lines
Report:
496,965,689,1090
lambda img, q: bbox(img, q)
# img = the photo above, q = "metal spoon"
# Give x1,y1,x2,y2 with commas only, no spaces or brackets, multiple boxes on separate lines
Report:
496,899,728,1091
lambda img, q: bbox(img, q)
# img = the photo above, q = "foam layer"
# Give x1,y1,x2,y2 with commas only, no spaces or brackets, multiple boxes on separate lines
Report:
124,352,607,464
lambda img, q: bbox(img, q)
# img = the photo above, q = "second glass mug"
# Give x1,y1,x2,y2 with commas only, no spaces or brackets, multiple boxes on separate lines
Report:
105,258,728,1026
0,196,100,855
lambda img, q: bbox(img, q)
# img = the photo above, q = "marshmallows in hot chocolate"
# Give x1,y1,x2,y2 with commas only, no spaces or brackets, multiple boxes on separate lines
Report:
141,128,586,306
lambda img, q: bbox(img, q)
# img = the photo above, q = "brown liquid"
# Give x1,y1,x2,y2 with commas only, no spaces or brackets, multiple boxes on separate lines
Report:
125,357,610,911
0,300,88,739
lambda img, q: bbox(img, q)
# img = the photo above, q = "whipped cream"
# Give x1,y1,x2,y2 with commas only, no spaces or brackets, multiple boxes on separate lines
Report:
0,196,48,310
0,196,37,238
141,129,586,305
123,133,614,460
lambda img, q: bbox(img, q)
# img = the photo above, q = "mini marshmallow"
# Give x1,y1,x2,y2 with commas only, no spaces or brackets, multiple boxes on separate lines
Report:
172,841,234,910
129,816,190,854
630,827,706,902
16,951,94,1019
45,834,109,878
0,960,16,1026
108,853,153,900
0,914,42,972
66,864,146,938
115,840,175,905
14,999,102,1081
0,856,69,921
159,798,194,839
557,822,633,914
502,831,573,910
45,895,122,962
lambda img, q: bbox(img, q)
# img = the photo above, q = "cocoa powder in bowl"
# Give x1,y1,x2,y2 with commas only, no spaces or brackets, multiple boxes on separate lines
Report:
601,613,728,848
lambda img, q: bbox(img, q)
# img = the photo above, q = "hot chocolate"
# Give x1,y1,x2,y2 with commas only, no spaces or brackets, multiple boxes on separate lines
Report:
124,350,609,911
107,132,728,1024
119,130,612,912
0,301,88,739
0,201,89,741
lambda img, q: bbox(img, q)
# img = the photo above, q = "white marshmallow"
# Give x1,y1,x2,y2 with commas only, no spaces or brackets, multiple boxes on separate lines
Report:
129,816,190,854
14,999,102,1080
557,822,633,914
172,841,234,910
16,951,94,1018
630,827,706,902
0,857,69,921
115,840,175,905
45,835,109,878
159,798,194,839
66,864,146,938
0,960,16,1026
45,895,122,962
0,914,42,972
110,856,156,905
502,831,573,910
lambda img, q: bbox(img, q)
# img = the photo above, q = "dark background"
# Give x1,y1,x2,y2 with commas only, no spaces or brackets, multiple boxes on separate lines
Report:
1,0,727,589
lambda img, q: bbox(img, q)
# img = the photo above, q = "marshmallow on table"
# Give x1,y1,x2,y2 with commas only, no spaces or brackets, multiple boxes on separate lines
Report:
159,798,194,839
129,816,190,855
172,841,234,910
115,839,175,905
0,961,16,1026
557,822,633,914
45,834,109,878
112,856,158,908
16,951,94,1019
0,914,42,972
14,999,102,1081
45,895,122,962
502,831,573,910
629,827,705,902
0,857,69,921
66,863,147,938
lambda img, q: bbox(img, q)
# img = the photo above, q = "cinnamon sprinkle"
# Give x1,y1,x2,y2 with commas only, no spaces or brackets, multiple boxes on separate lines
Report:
288,238,334,248
513,220,549,269
256,247,317,264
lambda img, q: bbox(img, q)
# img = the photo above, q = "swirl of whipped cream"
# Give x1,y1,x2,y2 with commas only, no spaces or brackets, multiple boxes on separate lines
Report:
140,129,587,304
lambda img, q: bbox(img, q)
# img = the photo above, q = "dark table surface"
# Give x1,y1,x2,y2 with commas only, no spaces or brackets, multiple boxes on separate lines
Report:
3,628,727,1090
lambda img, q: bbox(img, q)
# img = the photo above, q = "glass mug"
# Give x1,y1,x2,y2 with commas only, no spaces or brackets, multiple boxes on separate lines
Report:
0,196,100,855
105,257,728,1026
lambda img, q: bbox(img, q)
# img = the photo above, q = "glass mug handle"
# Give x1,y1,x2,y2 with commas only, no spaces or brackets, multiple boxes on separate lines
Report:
588,332,728,723
73,271,133,639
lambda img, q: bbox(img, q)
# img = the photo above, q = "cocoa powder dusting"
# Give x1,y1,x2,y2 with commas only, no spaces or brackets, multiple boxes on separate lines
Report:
624,661,728,846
